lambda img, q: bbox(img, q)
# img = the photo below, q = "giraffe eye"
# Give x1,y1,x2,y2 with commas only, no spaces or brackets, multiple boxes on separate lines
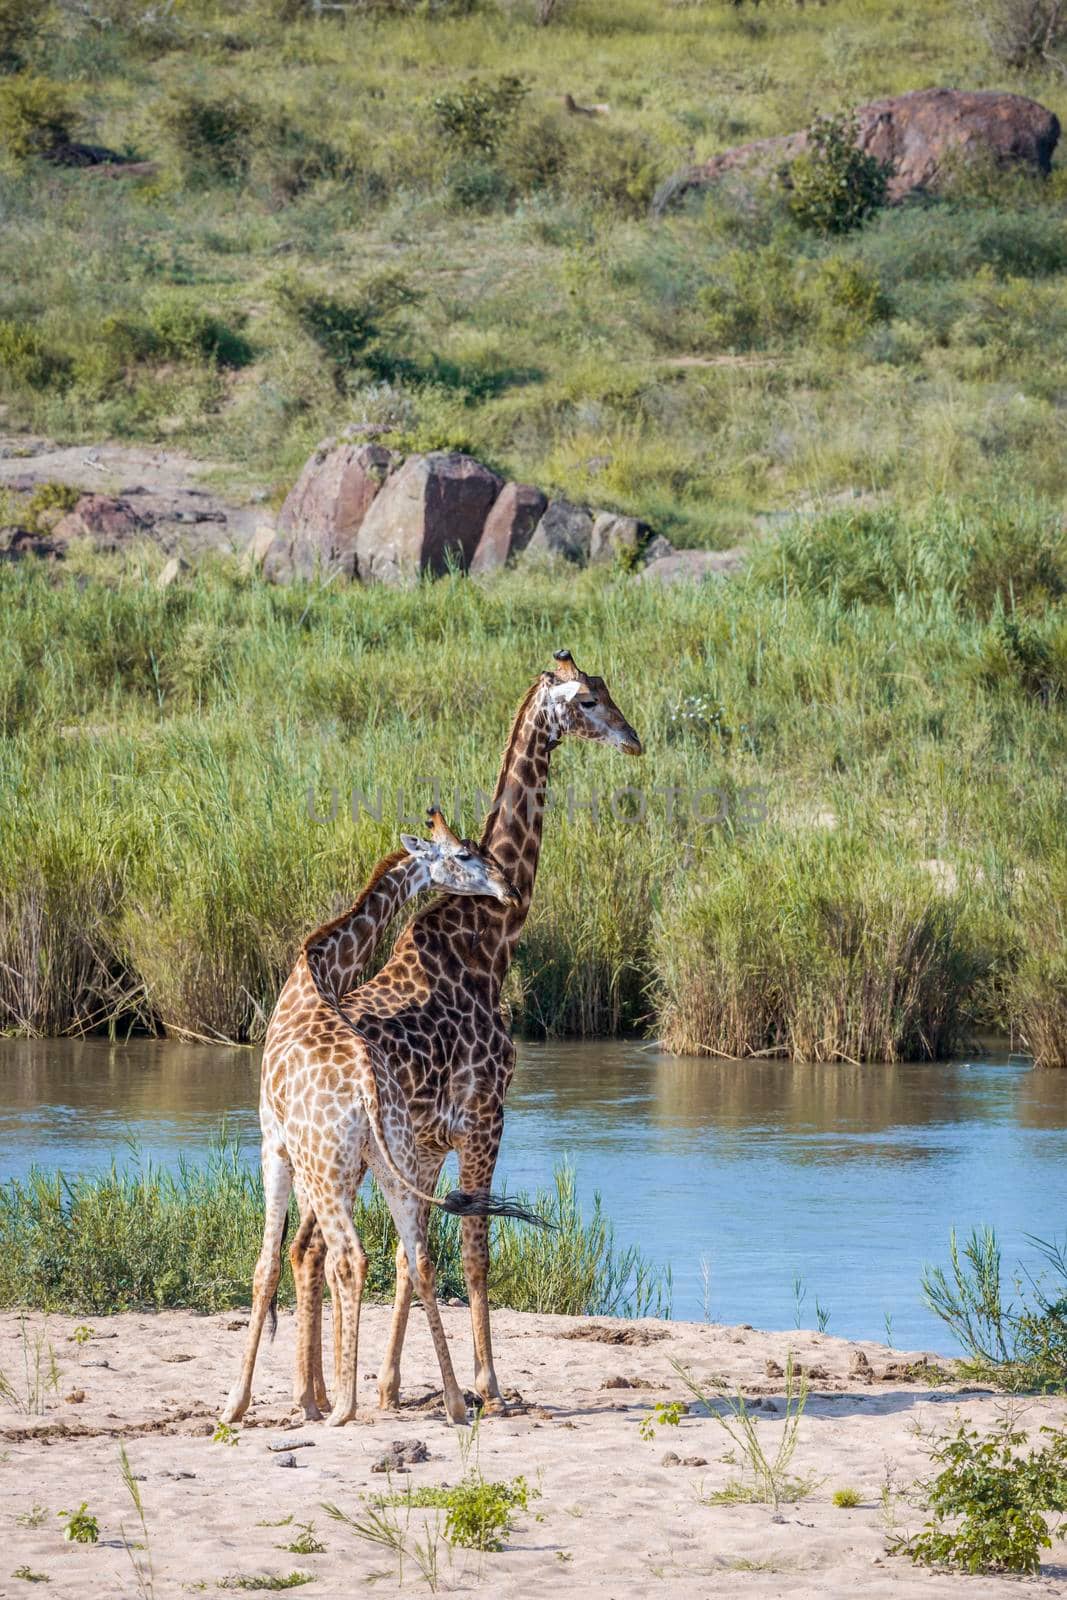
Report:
580,699,597,709
455,850,472,861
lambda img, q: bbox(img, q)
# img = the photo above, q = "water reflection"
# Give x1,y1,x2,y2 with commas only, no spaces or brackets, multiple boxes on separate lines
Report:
1,1036,1065,1348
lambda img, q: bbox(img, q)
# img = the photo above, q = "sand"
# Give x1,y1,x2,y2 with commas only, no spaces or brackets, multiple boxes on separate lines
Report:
1,1307,1064,1598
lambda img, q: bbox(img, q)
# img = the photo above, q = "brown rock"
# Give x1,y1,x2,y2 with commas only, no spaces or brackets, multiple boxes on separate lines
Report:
638,548,743,585
849,1349,874,1384
354,452,502,586
267,441,394,582
53,494,152,550
654,89,1060,213
470,482,547,573
765,1358,785,1379
0,527,65,562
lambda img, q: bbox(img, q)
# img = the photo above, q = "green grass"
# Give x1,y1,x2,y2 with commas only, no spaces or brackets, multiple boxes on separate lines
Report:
0,1143,671,1316
0,512,1064,1059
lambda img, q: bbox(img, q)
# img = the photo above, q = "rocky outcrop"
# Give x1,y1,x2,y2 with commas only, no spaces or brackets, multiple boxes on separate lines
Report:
52,494,153,550
353,452,503,586
590,513,650,565
653,88,1060,214
469,482,547,573
0,527,65,562
526,499,595,564
265,440,394,582
638,547,745,585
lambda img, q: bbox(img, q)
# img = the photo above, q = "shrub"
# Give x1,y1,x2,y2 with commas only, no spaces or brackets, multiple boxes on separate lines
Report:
146,293,252,367
163,89,260,183
0,0,47,73
921,1226,1067,1390
273,271,420,387
893,1415,1067,1574
809,257,891,342
0,319,70,390
785,111,890,236
699,245,810,350
563,121,659,216
0,72,74,160
432,75,527,157
446,158,513,212
959,0,1067,69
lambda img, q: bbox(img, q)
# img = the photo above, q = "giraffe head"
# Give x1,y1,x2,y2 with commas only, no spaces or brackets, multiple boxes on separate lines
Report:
543,648,642,755
400,808,520,904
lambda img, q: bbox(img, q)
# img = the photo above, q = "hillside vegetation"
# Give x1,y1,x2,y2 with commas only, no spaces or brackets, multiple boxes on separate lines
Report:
1,0,1066,1062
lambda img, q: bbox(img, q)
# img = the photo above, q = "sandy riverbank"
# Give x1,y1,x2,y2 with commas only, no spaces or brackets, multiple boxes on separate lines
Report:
2,1307,1064,1598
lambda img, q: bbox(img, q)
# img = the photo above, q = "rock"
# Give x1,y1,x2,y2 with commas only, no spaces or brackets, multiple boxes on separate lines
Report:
642,534,675,563
654,89,1060,215
64,1389,86,1403
849,1350,874,1384
53,494,152,551
660,1451,682,1467
267,442,395,582
469,482,547,573
765,1359,785,1379
156,556,189,590
354,453,502,586
600,1375,657,1390
160,1352,194,1363
589,513,650,565
525,499,595,564
267,1437,315,1452
683,1456,708,1467
371,1439,430,1473
240,523,277,573
274,1452,298,1468
0,526,64,562
638,548,743,585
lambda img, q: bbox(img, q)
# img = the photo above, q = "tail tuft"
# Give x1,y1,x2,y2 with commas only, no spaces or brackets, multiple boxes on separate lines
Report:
440,1188,554,1229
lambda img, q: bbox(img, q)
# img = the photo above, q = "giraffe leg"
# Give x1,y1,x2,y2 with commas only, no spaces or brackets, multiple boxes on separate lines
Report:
290,1213,329,1419
457,1145,506,1412
378,1157,443,1411
221,1143,291,1423
309,1195,368,1428
376,1178,466,1427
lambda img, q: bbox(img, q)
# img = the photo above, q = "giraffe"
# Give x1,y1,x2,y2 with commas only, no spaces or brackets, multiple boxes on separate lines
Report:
289,649,642,1423
220,808,521,1427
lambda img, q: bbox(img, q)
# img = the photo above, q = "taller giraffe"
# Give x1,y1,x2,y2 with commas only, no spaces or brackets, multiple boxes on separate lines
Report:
221,809,520,1427
292,649,642,1418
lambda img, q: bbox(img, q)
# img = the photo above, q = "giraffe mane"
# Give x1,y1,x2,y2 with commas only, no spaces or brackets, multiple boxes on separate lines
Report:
300,848,411,958
476,677,544,852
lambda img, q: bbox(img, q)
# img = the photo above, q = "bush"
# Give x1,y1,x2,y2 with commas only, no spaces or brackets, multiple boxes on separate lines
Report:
0,72,74,160
163,89,260,183
446,157,513,212
146,292,253,367
0,0,47,72
0,319,70,390
785,111,890,236
563,120,659,216
959,0,1067,69
700,244,810,350
273,271,420,387
808,257,891,343
893,1415,1067,1574
432,75,527,157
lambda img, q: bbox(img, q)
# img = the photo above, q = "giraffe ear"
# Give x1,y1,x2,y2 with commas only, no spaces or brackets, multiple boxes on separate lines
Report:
427,807,462,847
548,678,581,703
400,833,431,857
552,649,581,681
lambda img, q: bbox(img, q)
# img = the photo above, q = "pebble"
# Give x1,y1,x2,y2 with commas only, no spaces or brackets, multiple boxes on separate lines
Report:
267,1438,315,1453
274,1453,298,1468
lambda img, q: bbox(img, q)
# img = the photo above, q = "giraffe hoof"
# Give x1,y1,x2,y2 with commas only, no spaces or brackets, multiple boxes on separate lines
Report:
377,1390,400,1412
301,1402,325,1422
479,1395,508,1417
325,1405,358,1428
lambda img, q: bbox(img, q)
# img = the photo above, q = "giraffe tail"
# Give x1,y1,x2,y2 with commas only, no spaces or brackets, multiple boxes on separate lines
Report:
438,1189,552,1227
267,1204,292,1343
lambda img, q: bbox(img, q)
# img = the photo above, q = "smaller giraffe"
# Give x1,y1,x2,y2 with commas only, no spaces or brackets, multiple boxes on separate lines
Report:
220,809,519,1427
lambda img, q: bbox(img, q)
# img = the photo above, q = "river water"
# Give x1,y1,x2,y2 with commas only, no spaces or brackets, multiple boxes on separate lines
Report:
2,1036,1065,1350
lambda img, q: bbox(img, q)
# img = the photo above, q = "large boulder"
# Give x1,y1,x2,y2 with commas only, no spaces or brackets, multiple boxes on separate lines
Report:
266,440,394,582
0,527,65,563
524,499,595,564
653,88,1060,214
638,547,744,585
353,452,502,585
52,494,153,550
469,482,547,573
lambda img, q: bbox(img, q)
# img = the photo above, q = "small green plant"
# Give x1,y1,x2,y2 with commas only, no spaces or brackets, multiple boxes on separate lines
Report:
921,1227,1067,1390
212,1421,239,1446
273,272,420,389
145,295,252,369
0,321,70,392
119,1446,155,1600
0,1319,60,1414
785,111,890,235
323,1499,438,1589
815,1298,831,1333
792,1273,806,1328
638,1400,687,1442
833,1486,862,1507
12,1568,49,1584
891,1415,1067,1575
0,73,74,161
16,1505,48,1528
69,1323,94,1346
58,1503,99,1544
884,1312,895,1348
673,1356,817,1509
432,76,527,158
218,1576,312,1592
280,1523,324,1556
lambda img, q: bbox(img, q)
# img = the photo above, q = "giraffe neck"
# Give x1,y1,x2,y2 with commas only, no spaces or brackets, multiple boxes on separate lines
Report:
302,851,430,1006
478,682,554,943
